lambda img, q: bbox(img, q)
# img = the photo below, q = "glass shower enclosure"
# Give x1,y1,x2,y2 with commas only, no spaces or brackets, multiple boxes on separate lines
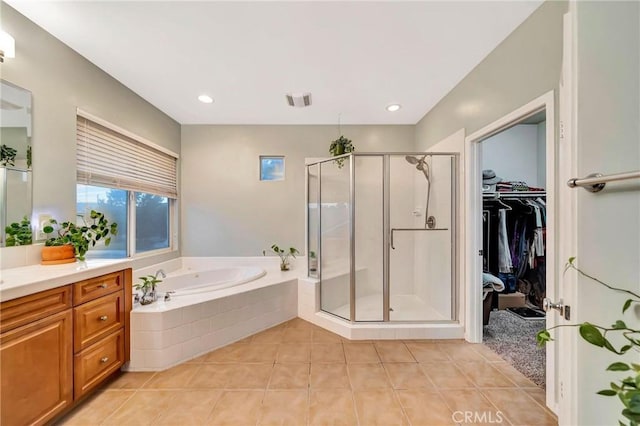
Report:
307,153,458,322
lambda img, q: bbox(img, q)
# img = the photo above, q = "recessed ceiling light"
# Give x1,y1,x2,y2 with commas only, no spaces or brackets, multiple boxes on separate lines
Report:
198,94,214,104
386,104,401,112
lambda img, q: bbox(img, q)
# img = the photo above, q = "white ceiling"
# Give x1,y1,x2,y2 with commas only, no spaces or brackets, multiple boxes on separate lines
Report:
7,1,542,125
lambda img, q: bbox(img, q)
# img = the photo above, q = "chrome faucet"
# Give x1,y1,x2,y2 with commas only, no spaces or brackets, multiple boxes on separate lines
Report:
155,269,166,279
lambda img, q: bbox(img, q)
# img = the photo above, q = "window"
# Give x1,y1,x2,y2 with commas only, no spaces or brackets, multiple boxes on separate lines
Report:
76,112,178,258
260,156,285,181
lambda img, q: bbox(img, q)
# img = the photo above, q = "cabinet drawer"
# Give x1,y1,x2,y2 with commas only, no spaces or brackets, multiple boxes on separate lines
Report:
0,286,72,334
74,291,124,352
74,329,124,399
73,271,123,305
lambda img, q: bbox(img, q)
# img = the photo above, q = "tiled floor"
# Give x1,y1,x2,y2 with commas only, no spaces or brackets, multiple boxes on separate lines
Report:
59,318,557,426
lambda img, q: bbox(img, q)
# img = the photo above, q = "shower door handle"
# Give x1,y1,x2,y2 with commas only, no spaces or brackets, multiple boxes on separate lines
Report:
390,227,449,250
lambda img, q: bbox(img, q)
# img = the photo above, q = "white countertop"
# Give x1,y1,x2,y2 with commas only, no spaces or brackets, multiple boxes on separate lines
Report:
0,258,133,302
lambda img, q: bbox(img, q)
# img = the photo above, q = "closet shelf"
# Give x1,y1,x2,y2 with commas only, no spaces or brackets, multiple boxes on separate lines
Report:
483,191,546,199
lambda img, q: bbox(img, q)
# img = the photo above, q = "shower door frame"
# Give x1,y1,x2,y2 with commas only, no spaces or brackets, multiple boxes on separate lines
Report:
307,152,460,323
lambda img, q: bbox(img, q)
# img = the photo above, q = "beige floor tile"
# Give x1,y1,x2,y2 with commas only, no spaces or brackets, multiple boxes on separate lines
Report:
437,342,486,362
59,390,134,425
187,353,211,363
205,343,250,362
286,318,316,330
155,390,222,425
309,389,357,426
493,362,539,387
236,344,280,363
523,387,547,407
405,342,451,362
419,362,475,389
483,389,558,425
277,343,311,363
282,328,313,343
206,390,264,425
102,390,174,426
397,390,455,426
383,362,434,389
310,363,351,389
311,343,345,363
258,390,308,425
236,335,254,344
143,363,201,389
374,342,415,362
312,328,343,343
251,328,285,344
269,363,310,389
343,343,381,363
475,344,507,362
456,361,516,388
353,390,407,425
347,363,391,390
107,372,155,389
440,388,497,412
189,363,273,389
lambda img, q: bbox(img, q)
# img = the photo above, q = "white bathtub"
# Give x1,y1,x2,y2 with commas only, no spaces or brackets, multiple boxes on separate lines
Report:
161,266,267,296
128,257,301,371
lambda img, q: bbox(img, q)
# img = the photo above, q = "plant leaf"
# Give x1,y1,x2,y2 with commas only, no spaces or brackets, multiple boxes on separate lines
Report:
623,299,633,313
579,323,605,347
614,320,628,330
536,330,552,346
608,363,631,372
598,389,618,396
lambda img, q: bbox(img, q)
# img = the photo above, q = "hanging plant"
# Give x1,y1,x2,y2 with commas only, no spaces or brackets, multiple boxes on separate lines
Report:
329,135,354,169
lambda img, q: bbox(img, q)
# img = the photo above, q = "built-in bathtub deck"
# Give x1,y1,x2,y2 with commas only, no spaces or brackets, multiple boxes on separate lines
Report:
128,257,300,371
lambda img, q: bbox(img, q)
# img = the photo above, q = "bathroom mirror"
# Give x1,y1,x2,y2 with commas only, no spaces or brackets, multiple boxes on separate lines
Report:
1,80,33,246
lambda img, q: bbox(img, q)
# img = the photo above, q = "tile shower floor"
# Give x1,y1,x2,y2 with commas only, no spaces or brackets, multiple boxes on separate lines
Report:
58,318,557,426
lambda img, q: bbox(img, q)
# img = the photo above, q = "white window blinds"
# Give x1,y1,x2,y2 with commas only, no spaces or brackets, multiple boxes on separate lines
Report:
76,115,178,199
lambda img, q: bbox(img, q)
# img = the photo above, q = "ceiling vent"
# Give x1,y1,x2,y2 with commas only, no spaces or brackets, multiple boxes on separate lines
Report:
286,92,312,108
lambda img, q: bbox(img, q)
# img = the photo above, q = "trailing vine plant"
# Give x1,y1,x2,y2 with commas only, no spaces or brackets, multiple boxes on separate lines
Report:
536,258,640,426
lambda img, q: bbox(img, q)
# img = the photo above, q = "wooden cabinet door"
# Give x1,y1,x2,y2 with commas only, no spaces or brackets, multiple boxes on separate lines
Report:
0,310,73,426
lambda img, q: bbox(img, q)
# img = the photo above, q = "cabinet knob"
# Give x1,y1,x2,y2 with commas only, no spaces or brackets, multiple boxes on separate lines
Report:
99,315,108,321
98,283,108,289
100,357,109,363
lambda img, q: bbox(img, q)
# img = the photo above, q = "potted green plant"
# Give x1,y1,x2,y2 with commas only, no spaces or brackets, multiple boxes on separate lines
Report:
42,210,118,264
269,244,299,271
134,275,163,305
0,144,17,167
329,135,355,169
5,216,33,246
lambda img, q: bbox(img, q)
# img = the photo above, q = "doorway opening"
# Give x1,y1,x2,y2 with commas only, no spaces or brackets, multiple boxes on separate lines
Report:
465,90,558,413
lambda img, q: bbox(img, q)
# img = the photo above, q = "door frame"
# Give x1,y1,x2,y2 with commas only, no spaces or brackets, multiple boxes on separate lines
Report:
464,90,558,411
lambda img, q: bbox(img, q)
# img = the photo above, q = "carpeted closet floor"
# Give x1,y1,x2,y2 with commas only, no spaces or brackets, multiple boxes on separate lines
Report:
483,309,546,388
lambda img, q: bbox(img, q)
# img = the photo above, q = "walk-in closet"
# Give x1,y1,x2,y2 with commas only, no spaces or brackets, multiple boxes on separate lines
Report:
480,110,548,387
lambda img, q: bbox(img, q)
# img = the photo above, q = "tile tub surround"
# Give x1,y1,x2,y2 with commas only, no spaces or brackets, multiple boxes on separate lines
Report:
129,258,300,370
59,318,557,426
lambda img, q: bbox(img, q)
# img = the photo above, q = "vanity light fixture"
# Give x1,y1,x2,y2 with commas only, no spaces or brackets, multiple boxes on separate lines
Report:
0,30,15,63
198,94,214,104
386,104,401,112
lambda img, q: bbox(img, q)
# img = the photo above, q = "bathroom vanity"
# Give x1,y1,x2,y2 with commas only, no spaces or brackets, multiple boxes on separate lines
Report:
0,262,132,425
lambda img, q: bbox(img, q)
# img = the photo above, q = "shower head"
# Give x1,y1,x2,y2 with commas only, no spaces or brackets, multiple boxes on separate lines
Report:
405,155,420,165
405,155,430,183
